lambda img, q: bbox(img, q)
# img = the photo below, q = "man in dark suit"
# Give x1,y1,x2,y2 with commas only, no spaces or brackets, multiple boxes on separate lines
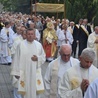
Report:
72,19,83,57
78,19,92,56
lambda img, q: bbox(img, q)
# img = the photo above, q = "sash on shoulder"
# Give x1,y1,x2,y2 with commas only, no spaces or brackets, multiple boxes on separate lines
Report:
50,59,58,98
76,24,79,29
81,25,89,36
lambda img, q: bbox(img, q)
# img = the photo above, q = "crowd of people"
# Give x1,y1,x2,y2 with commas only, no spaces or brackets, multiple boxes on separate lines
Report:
0,12,98,98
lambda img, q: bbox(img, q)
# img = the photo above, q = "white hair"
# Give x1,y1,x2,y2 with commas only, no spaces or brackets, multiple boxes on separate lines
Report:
80,48,95,61
59,44,72,52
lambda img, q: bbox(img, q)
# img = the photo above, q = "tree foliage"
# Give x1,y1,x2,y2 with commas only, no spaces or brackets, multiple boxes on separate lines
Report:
0,0,17,11
64,0,98,23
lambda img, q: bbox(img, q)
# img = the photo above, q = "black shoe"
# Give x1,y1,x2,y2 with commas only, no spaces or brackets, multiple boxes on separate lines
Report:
46,59,49,62
8,63,11,65
46,59,52,62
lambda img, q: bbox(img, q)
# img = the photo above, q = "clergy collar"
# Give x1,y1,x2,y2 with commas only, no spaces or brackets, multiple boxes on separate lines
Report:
60,56,70,64
80,63,92,70
95,32,98,36
26,39,35,44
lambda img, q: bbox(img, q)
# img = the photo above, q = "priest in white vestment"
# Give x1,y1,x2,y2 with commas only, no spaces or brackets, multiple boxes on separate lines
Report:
56,28,61,47
11,26,26,57
87,26,98,68
58,24,73,46
12,26,22,42
44,44,79,98
11,27,26,98
10,28,46,98
84,78,98,98
0,21,15,64
58,48,98,98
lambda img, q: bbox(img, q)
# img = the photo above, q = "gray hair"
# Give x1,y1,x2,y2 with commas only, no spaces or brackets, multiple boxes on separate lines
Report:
80,48,95,61
95,26,98,29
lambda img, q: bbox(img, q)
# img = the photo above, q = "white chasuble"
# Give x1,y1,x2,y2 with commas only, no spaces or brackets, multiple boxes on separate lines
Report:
44,57,79,98
16,40,45,98
58,64,98,98
87,32,98,67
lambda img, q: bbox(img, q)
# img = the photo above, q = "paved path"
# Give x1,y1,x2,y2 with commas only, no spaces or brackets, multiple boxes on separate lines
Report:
0,65,13,98
0,62,49,98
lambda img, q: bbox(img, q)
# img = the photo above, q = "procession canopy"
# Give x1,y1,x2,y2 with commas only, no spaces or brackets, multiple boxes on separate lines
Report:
32,3,64,13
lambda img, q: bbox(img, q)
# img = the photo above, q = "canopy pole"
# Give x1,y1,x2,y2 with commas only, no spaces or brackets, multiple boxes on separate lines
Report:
64,0,66,18
56,0,59,19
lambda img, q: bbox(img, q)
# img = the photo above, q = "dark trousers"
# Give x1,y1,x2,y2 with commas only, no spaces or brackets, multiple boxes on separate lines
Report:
72,41,77,57
78,42,87,56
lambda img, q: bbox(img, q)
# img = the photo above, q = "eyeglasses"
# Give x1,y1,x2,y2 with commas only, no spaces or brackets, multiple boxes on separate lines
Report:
61,54,71,57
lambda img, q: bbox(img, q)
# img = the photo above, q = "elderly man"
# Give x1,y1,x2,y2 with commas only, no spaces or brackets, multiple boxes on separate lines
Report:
87,26,98,68
58,48,98,98
11,28,46,98
44,44,79,98
84,78,98,98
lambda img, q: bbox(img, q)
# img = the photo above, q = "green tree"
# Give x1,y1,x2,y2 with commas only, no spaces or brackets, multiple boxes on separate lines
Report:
65,0,98,23
0,0,17,11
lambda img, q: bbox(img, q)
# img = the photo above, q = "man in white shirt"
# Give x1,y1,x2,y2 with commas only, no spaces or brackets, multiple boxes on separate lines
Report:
44,44,79,98
59,48,98,98
58,24,73,46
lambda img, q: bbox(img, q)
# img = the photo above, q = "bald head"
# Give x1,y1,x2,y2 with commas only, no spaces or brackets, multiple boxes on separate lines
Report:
59,44,72,62
59,44,72,53
95,26,98,34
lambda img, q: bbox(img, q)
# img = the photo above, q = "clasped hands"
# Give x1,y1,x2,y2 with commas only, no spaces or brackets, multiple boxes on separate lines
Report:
81,79,89,93
95,39,98,43
31,55,38,61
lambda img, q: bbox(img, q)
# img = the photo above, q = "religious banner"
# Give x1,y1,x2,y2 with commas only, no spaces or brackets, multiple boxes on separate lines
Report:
32,3,64,12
